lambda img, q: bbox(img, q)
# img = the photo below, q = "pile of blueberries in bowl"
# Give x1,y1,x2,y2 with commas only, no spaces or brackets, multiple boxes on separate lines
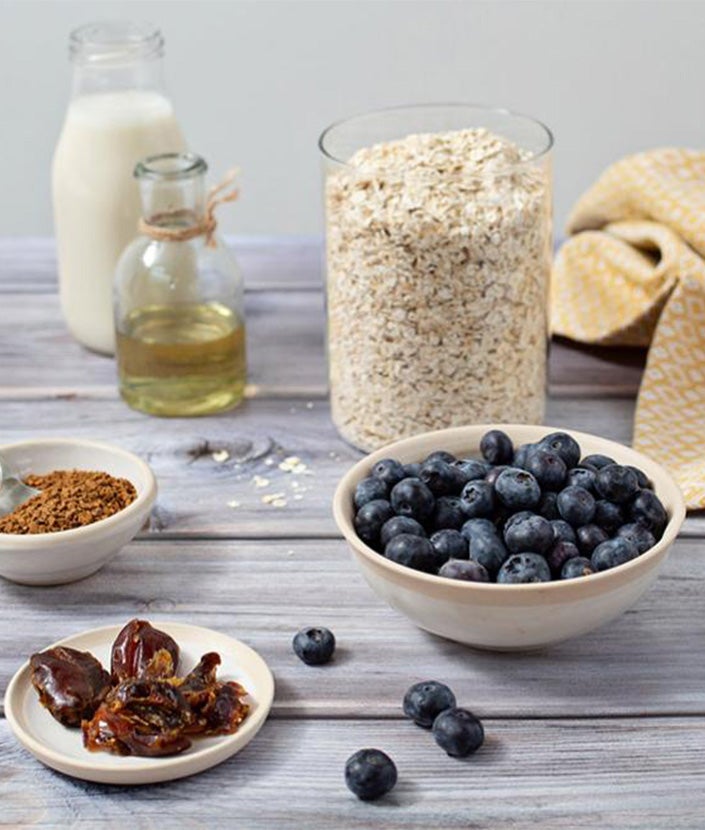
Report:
352,429,669,584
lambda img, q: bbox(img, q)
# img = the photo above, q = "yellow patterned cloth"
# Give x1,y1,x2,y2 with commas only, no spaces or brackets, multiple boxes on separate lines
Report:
552,148,705,509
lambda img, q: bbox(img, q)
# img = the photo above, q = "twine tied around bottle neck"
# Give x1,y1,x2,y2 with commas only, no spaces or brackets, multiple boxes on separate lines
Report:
138,168,239,247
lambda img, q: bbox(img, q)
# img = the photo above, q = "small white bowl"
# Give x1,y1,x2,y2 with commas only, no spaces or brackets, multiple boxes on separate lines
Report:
0,439,157,586
333,424,686,651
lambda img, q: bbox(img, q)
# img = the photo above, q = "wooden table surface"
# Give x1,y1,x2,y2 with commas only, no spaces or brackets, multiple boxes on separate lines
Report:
1,237,703,828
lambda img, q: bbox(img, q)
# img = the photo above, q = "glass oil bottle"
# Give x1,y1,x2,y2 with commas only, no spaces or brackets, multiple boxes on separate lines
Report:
114,153,246,416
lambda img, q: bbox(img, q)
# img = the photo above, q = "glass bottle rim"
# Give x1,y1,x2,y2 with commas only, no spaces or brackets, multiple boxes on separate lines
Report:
135,153,208,181
69,21,164,65
318,102,554,174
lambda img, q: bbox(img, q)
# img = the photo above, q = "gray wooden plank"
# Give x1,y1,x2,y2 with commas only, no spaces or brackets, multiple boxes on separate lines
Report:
2,538,704,719
0,237,647,395
0,235,323,292
0,289,645,398
0,395,638,538
0,289,326,399
2,716,705,829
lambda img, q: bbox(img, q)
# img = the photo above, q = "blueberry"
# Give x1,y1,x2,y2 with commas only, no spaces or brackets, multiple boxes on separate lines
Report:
372,458,406,488
538,490,560,520
460,517,499,541
503,510,535,533
380,516,426,548
453,458,489,481
626,465,652,490
385,534,439,573
567,467,596,493
575,524,609,556
432,496,468,530
557,486,596,527
504,513,554,555
403,680,456,727
581,453,616,470
480,429,514,465
390,478,435,524
594,499,625,534
424,450,457,465
432,708,484,757
551,519,577,545
292,627,336,665
468,532,508,574
485,465,508,488
497,552,551,583
525,449,567,491
513,442,539,470
595,464,640,504
539,432,581,469
495,468,541,510
420,459,466,496
591,537,639,571
403,462,422,479
617,522,657,554
546,540,581,574
345,748,397,801
438,559,490,582
460,480,495,518
430,529,469,561
354,499,394,548
354,476,389,509
630,489,668,535
561,556,595,579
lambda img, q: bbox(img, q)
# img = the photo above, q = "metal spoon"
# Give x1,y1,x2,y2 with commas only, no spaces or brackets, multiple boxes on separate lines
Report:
0,453,41,517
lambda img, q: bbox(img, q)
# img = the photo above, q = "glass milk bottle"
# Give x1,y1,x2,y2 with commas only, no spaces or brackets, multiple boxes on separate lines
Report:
53,22,185,355
114,153,247,416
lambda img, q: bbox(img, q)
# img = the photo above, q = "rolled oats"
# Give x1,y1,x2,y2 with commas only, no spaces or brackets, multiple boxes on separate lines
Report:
324,128,551,450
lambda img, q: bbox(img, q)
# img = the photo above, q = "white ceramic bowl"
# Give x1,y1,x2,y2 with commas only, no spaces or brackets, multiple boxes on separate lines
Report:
333,424,686,651
0,439,157,586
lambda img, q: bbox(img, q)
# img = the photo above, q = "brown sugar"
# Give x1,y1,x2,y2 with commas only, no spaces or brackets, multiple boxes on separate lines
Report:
0,470,137,534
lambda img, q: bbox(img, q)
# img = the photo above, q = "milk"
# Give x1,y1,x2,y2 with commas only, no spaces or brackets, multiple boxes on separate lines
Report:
52,90,185,354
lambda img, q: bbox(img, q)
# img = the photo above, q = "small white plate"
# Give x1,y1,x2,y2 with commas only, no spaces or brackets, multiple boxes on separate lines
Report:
5,621,275,785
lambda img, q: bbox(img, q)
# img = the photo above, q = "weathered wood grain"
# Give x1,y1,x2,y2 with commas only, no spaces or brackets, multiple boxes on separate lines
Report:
0,235,324,292
0,289,327,398
2,538,703,719
0,235,702,828
0,237,647,396
0,290,646,398
3,716,705,829
0,395,638,538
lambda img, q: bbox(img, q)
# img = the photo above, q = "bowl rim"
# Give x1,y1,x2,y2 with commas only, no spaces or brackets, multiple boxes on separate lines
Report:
332,423,686,594
0,438,157,546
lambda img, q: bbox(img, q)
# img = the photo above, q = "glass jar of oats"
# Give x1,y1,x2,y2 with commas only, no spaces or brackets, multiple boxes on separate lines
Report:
319,104,553,451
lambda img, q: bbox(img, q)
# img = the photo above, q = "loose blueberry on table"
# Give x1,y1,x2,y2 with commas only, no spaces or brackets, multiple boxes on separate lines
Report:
432,707,485,757
292,627,336,665
351,430,668,583
345,748,398,801
403,680,457,727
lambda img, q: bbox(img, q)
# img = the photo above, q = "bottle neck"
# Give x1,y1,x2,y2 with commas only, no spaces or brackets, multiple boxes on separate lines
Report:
68,22,167,98
71,55,166,98
136,154,209,230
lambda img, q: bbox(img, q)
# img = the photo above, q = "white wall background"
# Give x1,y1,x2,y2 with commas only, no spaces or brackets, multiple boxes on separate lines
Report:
2,0,705,237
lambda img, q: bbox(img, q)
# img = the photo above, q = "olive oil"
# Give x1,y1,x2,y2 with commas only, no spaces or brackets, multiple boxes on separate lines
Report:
116,302,246,416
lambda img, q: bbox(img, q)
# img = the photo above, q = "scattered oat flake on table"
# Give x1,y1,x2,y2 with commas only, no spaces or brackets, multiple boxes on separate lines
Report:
261,492,287,505
253,475,270,488
211,450,230,463
278,456,309,475
226,500,241,509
